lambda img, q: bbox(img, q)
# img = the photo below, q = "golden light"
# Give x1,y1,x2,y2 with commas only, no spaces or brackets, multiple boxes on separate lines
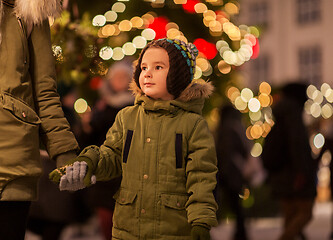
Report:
166,22,179,30
226,86,240,102
313,90,323,104
105,11,117,22
101,24,115,36
99,46,113,60
325,89,333,103
167,28,180,39
251,143,263,157
223,50,237,65
314,133,325,149
130,16,144,28
177,35,188,43
310,103,321,118
174,0,187,4
202,64,213,76
194,3,208,13
119,20,132,31
235,96,247,111
262,122,272,136
240,88,253,102
92,15,106,27
258,93,270,107
203,10,216,22
112,2,126,13
142,13,155,25
216,40,229,51
321,103,333,119
248,98,261,112
194,66,202,79
321,83,331,96
112,47,125,61
249,26,260,38
142,28,156,40
209,21,222,32
122,42,136,55
224,2,239,15
196,58,210,72
251,124,263,139
259,82,271,95
246,126,254,140
249,111,262,121
133,36,147,48
307,84,317,99
217,60,231,74
74,98,88,114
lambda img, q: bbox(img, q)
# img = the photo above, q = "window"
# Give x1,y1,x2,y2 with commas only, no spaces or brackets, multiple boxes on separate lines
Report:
298,46,322,85
249,1,269,27
250,54,270,85
297,0,321,24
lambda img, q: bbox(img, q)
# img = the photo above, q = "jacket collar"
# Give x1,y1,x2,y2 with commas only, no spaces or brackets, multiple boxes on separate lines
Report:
131,80,214,115
5,0,62,25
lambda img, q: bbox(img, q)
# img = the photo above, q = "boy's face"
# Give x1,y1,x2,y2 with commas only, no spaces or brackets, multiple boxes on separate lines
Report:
139,47,174,100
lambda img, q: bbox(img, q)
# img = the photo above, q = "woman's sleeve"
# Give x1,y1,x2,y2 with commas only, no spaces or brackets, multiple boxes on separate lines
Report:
29,20,79,159
185,118,218,227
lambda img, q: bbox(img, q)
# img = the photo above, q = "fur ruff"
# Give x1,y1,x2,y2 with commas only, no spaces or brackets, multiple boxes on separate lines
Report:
14,0,62,25
129,79,214,102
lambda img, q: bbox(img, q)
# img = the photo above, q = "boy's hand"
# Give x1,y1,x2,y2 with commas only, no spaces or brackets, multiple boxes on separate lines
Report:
191,225,211,240
49,156,96,191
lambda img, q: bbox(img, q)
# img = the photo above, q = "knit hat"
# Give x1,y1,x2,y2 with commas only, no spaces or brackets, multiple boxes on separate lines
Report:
133,38,199,99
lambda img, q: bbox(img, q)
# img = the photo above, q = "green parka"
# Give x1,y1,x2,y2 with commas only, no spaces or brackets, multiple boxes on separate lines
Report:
0,0,79,200
79,80,218,240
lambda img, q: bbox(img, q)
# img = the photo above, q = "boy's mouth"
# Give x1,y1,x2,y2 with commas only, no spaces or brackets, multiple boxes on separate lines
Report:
144,83,154,87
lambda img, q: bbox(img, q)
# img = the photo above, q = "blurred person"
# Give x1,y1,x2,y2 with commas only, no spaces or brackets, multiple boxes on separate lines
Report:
81,60,134,240
50,38,218,240
262,82,318,240
0,0,79,239
215,104,251,240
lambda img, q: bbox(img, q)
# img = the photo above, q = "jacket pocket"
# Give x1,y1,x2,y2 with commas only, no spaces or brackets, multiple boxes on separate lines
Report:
0,93,41,125
113,188,139,235
159,193,191,236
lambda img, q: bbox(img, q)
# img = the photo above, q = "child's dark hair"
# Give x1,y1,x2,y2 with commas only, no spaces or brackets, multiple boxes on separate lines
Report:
133,38,198,99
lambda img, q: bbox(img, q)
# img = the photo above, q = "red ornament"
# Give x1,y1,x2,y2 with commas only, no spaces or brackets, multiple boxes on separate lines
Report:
182,0,200,13
251,38,260,59
193,38,217,60
148,16,169,39
89,76,102,90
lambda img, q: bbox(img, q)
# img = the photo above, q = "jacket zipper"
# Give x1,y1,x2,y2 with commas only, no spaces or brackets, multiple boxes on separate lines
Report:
17,17,29,67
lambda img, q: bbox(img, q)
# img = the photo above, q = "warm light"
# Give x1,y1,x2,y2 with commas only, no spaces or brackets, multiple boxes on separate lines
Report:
325,89,333,103
167,28,180,39
130,16,144,28
224,2,239,15
142,28,156,40
119,20,132,31
99,46,113,60
258,93,270,107
321,103,333,119
235,96,247,111
217,60,231,74
92,15,106,27
122,42,136,55
310,103,321,118
104,11,117,22
196,58,210,72
249,111,262,121
203,10,216,21
112,2,126,13
74,98,88,114
307,85,317,99
251,143,262,157
248,98,261,112
112,47,125,61
226,87,240,102
133,36,147,49
313,90,323,104
194,3,208,13
174,0,187,4
240,88,253,102
194,66,202,79
321,83,331,96
101,24,115,36
259,82,271,95
314,133,325,149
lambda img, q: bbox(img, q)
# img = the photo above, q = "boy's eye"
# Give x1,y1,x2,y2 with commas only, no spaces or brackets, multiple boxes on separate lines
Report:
156,65,163,70
141,66,147,70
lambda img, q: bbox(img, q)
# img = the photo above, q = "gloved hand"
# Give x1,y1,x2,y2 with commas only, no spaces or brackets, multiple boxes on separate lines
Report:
49,156,96,191
191,225,211,240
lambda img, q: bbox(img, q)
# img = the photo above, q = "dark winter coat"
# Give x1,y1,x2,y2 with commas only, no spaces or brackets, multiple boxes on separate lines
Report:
0,0,79,201
79,80,218,239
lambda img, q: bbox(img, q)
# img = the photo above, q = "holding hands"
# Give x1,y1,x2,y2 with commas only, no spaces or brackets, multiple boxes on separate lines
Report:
49,156,96,191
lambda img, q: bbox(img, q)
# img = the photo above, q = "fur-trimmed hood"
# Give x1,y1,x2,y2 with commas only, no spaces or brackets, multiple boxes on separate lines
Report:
3,0,62,25
130,79,214,114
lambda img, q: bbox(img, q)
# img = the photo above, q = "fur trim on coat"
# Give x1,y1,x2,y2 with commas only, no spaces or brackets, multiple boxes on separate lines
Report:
129,79,214,102
14,0,61,25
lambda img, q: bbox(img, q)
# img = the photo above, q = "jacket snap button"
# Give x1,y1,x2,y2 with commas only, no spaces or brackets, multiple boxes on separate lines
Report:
143,174,148,179
22,112,26,118
121,198,125,202
176,202,181,207
146,137,151,143
141,209,146,214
